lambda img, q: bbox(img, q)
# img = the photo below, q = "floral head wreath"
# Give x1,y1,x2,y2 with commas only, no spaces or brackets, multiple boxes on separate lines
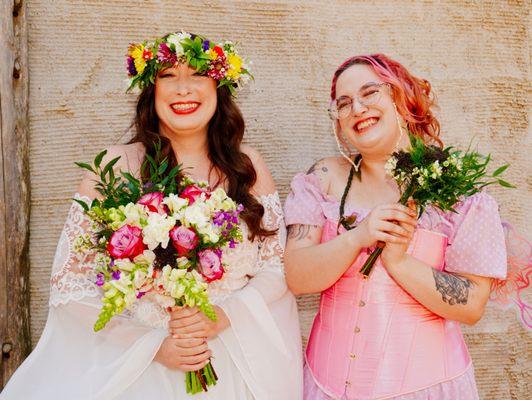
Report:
126,31,252,95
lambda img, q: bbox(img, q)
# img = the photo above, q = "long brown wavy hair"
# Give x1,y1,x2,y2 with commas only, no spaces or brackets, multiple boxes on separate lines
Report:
127,82,273,240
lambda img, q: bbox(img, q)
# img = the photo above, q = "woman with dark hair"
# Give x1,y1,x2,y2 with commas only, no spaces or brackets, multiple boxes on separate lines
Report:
283,54,522,399
2,31,302,399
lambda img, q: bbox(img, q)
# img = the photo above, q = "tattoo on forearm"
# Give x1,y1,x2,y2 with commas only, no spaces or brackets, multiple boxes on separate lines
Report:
432,270,472,305
287,224,316,241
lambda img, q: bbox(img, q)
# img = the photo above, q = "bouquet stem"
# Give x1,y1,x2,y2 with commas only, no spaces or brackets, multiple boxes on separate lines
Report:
185,361,218,394
359,242,385,277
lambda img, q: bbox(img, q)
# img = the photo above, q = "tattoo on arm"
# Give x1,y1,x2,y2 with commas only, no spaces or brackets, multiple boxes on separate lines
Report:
306,160,328,175
287,224,317,241
432,270,473,305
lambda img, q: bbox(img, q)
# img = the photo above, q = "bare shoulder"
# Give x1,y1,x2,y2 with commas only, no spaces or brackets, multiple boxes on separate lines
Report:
77,142,145,199
103,142,145,173
305,156,347,195
241,144,276,196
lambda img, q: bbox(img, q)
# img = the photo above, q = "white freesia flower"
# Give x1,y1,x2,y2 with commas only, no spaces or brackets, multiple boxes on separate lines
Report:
114,259,135,272
134,249,156,266
384,156,397,177
182,203,210,228
162,193,188,215
197,223,221,244
119,203,146,227
142,213,176,250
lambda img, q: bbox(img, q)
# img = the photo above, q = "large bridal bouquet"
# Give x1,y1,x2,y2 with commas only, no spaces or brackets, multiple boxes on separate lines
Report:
360,134,513,277
74,148,243,394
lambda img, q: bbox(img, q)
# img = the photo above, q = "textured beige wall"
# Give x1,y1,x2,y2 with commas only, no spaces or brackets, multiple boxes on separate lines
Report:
27,1,530,398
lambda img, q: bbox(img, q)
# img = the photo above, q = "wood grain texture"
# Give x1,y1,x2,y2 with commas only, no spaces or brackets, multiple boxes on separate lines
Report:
0,0,31,387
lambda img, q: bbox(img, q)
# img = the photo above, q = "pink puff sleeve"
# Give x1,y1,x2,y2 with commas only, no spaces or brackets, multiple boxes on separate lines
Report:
444,192,507,279
284,173,327,227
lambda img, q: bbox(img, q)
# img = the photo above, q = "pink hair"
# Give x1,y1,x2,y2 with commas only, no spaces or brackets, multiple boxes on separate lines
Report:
331,54,442,147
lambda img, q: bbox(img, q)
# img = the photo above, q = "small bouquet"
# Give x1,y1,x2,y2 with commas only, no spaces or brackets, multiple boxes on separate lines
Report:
359,134,513,277
74,147,243,394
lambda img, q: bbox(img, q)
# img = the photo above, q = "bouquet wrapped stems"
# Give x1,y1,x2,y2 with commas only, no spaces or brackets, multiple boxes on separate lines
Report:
187,362,218,394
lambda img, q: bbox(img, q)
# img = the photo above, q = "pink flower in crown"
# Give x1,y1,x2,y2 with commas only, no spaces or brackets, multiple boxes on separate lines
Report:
170,226,199,256
137,191,165,213
198,249,224,283
179,185,208,205
107,225,145,259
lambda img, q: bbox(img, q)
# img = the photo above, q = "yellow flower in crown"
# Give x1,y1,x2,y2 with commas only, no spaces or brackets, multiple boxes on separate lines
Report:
226,53,243,79
128,43,154,75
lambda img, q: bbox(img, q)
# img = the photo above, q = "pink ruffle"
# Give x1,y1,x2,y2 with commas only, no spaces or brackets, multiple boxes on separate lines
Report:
303,364,479,400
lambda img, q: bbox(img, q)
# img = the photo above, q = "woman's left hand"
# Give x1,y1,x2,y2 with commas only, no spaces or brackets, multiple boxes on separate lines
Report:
381,201,417,269
168,305,230,340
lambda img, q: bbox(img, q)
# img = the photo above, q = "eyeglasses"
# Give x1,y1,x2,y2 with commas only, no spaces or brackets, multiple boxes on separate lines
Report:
328,82,389,120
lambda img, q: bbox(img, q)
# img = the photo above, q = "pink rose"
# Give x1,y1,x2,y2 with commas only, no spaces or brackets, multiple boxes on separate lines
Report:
198,249,224,283
179,185,207,205
170,226,199,256
137,191,165,213
107,224,145,259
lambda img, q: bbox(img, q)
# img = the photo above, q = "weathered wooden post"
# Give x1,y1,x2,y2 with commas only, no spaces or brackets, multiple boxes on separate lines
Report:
0,0,31,388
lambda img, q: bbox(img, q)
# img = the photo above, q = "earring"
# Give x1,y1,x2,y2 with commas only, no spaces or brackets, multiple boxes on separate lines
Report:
392,102,406,152
332,121,361,172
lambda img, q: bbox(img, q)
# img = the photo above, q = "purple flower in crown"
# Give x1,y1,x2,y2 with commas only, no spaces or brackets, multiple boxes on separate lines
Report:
157,42,177,65
136,291,146,299
202,40,210,51
126,56,137,76
229,239,236,249
112,270,121,280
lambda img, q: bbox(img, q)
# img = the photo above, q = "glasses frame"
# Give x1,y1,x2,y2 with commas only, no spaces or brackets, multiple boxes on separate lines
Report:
328,82,391,120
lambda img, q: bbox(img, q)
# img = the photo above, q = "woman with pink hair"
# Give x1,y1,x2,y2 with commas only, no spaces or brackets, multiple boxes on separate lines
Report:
284,54,528,399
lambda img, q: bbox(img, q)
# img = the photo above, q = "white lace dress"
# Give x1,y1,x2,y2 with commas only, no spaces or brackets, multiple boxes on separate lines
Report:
1,193,303,400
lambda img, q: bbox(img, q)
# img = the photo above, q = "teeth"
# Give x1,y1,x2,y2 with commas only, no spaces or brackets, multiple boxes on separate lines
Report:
356,118,378,130
172,103,198,111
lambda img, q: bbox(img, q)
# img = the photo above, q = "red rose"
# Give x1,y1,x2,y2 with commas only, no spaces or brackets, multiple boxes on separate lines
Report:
170,226,199,256
107,225,145,259
137,191,165,213
198,249,224,283
179,185,206,205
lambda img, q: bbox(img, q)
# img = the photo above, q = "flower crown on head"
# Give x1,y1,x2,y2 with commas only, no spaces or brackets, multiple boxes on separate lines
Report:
126,31,252,95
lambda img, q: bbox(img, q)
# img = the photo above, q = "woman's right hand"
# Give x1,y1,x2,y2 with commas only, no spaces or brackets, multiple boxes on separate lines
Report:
353,203,417,248
154,335,212,371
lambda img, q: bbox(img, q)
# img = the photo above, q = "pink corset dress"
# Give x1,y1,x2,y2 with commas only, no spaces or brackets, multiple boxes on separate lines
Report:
285,173,508,400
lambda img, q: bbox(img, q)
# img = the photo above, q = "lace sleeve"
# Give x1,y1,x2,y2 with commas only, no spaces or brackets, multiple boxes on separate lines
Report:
49,193,101,306
255,192,286,275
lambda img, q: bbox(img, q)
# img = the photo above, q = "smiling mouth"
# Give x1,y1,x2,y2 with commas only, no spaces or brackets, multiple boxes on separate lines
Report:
170,102,200,115
354,117,379,133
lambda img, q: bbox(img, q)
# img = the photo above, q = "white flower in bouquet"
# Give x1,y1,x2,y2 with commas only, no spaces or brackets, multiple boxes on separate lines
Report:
162,193,188,215
142,213,176,250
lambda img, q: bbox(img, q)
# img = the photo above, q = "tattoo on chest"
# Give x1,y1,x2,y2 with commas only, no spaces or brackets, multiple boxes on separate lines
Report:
432,270,472,305
287,224,316,241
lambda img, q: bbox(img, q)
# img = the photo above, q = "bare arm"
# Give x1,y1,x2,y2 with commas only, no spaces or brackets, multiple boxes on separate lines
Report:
284,159,416,295
381,221,492,325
